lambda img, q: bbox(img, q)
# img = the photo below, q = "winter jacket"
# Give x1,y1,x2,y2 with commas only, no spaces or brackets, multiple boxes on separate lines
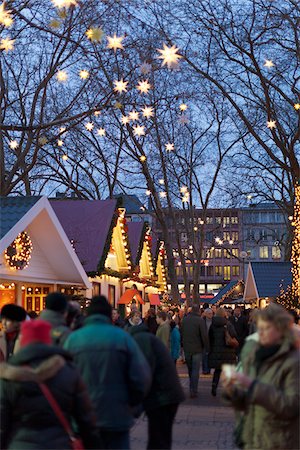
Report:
129,324,185,412
39,309,71,346
63,314,152,431
227,337,300,450
170,326,181,361
156,321,170,349
144,316,158,334
181,312,209,354
208,316,237,369
0,331,20,361
229,315,249,348
0,343,100,450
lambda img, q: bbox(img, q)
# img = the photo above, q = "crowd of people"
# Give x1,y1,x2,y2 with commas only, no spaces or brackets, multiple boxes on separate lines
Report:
0,294,299,450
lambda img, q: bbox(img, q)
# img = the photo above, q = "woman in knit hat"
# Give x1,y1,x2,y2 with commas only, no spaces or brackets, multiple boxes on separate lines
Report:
0,320,101,449
0,304,27,361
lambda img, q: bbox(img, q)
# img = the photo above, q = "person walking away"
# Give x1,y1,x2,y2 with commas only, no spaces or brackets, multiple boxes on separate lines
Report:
156,311,170,349
0,319,101,449
64,296,151,450
229,307,248,355
202,308,213,375
181,304,209,398
222,303,299,450
170,321,181,365
209,307,237,396
39,292,71,346
0,304,27,361
112,308,125,328
129,322,185,449
144,308,158,334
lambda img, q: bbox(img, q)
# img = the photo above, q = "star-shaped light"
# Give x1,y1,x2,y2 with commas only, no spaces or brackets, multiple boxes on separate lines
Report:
180,186,188,194
137,80,151,94
157,44,182,68
121,115,130,125
129,110,139,121
79,69,89,79
114,101,122,109
264,59,274,68
9,140,18,149
107,34,124,52
113,79,128,93
159,179,165,185
85,122,94,131
94,110,101,116
142,106,154,118
140,155,147,162
159,191,167,198
294,103,300,111
140,62,152,75
182,193,190,203
0,2,13,27
180,103,188,111
62,154,68,160
146,190,151,196
86,27,104,42
56,70,68,82
165,142,174,151
133,125,145,137
52,0,77,7
49,19,61,29
38,136,48,146
97,128,106,136
0,37,15,52
267,120,276,129
57,139,64,146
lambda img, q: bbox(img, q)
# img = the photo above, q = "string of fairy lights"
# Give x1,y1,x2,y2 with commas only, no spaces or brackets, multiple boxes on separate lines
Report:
5,232,33,270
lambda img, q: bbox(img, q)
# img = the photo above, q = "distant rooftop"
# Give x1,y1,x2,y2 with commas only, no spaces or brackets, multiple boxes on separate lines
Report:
112,194,148,215
0,196,41,240
241,202,282,211
251,262,292,298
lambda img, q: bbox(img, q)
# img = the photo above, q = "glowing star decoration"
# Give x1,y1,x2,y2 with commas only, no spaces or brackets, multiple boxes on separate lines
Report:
94,110,101,116
165,142,174,151
133,125,145,137
267,120,276,129
113,79,128,93
85,122,94,131
86,27,104,42
159,191,167,198
180,186,188,194
159,179,165,185
59,127,66,133
38,136,48,146
140,62,152,75
146,190,151,196
9,140,18,149
142,106,154,118
56,70,68,82
0,2,13,27
157,44,182,68
79,70,89,79
182,194,190,203
264,59,274,68
57,139,63,146
114,101,122,109
137,80,151,94
140,155,147,162
121,115,130,125
50,19,61,29
62,154,68,160
129,110,139,121
294,103,300,111
107,34,124,52
180,103,188,111
97,128,106,136
52,0,77,7
0,37,15,52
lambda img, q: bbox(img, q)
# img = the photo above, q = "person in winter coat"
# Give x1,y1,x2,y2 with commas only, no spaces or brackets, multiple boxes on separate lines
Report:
112,308,125,328
144,308,158,334
229,307,249,354
64,296,151,450
0,304,27,361
181,304,209,398
0,319,101,450
124,310,142,332
222,303,299,450
208,307,237,396
129,323,185,450
39,292,71,346
156,311,170,349
170,321,181,364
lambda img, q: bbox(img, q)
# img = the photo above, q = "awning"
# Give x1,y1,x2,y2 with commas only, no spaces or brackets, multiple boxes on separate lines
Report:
118,288,144,305
148,293,161,306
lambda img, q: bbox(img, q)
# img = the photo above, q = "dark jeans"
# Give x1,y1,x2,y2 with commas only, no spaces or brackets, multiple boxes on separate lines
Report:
212,368,222,388
185,352,202,394
99,429,130,449
202,352,210,374
146,404,179,449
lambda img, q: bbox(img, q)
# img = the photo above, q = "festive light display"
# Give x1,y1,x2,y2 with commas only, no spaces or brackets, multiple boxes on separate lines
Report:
56,70,68,82
121,115,129,125
9,140,18,149
291,182,300,303
52,0,77,7
129,110,139,121
137,80,151,94
264,59,274,68
157,44,182,68
294,104,300,111
267,120,276,129
107,34,124,52
5,231,33,270
118,210,132,270
0,37,14,51
142,106,154,118
79,70,89,79
85,122,94,131
0,2,13,27
85,27,104,42
97,128,106,136
133,125,145,137
165,142,174,151
114,79,128,93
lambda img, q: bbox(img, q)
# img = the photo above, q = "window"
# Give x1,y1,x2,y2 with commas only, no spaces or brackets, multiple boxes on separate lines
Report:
207,248,214,258
259,246,269,259
215,248,222,258
215,266,222,276
200,265,205,276
206,231,213,241
224,266,231,280
260,229,268,241
232,248,239,258
232,232,239,241
216,217,222,224
247,229,255,240
108,285,115,306
223,232,231,241
231,216,238,224
223,216,230,226
272,246,281,260
224,249,231,259
207,266,214,277
181,232,188,243
206,216,213,224
232,266,240,276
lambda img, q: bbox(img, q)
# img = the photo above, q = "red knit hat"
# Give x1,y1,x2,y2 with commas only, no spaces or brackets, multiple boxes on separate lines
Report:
20,320,52,347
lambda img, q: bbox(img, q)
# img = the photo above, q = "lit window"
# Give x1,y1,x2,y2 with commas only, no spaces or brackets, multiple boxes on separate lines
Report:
215,248,222,258
223,232,230,241
216,217,222,224
232,266,240,276
223,217,230,225
231,216,238,224
259,246,269,259
232,232,239,241
206,217,213,224
224,266,231,280
272,246,281,260
215,266,222,276
232,248,239,258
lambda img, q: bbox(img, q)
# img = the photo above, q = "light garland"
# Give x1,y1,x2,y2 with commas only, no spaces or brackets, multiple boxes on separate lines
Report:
118,209,132,270
5,231,33,270
291,182,300,304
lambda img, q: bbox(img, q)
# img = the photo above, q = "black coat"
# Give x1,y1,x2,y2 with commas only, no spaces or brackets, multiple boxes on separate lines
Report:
229,315,249,347
208,316,237,369
181,312,209,354
0,344,100,450
129,324,185,412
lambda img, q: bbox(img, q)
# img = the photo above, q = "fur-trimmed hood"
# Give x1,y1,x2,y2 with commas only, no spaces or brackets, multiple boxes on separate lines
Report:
0,354,65,382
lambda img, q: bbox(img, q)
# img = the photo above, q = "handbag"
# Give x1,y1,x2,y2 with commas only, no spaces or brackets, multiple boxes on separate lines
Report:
224,326,239,349
39,383,85,450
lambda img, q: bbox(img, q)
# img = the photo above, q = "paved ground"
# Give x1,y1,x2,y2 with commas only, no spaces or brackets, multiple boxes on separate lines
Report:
131,363,237,450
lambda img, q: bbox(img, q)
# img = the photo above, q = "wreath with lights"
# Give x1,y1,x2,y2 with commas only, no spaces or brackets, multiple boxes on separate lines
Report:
5,231,33,270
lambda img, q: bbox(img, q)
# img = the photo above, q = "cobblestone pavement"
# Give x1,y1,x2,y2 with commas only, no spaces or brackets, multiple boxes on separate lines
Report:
131,363,237,450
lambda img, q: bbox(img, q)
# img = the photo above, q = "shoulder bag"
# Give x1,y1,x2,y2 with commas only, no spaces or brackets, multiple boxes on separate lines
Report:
39,382,84,450
224,325,239,349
